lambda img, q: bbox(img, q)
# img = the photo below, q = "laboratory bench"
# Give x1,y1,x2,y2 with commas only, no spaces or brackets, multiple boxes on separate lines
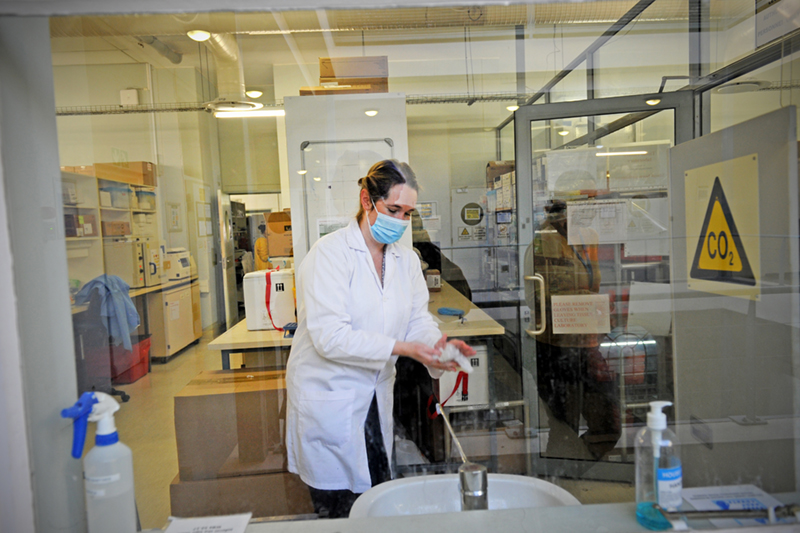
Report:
207,281,505,370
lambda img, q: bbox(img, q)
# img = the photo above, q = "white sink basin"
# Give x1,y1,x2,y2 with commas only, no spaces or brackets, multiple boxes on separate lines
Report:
349,473,581,517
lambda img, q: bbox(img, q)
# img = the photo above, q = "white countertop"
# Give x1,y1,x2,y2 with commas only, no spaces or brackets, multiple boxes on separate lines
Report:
239,501,799,533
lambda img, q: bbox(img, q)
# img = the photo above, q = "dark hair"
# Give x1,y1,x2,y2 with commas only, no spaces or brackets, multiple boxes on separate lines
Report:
258,224,266,233
356,160,420,222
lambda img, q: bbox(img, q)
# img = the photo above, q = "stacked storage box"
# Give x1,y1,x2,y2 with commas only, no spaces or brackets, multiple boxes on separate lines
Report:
170,369,313,518
300,56,388,95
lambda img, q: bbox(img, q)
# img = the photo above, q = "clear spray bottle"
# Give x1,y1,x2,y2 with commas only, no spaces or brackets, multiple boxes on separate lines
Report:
635,401,682,531
62,391,137,533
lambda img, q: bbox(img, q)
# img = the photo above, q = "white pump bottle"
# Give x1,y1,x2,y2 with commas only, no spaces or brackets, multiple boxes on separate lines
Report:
635,401,682,531
62,391,137,533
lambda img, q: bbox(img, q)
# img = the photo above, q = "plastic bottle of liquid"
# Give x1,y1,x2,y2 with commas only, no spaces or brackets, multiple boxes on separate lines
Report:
635,401,682,531
62,392,137,533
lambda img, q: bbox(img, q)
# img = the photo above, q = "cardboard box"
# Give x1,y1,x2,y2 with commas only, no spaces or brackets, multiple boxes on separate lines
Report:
486,161,515,188
78,214,98,237
95,161,157,186
319,56,388,79
169,472,313,519
101,221,131,236
300,84,381,96
174,369,287,481
73,165,95,176
319,77,388,93
267,210,292,257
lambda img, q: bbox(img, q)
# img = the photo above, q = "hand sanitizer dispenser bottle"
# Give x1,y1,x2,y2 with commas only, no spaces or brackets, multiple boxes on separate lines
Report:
62,392,137,533
635,401,682,530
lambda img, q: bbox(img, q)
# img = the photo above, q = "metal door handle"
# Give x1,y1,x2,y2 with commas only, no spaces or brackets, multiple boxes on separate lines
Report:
524,274,546,337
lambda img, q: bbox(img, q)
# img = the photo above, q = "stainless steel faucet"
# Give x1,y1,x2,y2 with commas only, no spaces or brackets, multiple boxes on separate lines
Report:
437,403,489,511
458,462,488,511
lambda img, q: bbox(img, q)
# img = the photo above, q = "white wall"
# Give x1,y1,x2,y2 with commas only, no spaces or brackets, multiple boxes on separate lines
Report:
0,58,36,533
151,66,222,327
0,17,86,533
219,117,282,194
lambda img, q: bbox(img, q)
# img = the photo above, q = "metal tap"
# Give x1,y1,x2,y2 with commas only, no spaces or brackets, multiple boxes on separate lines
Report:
458,462,488,511
436,403,488,511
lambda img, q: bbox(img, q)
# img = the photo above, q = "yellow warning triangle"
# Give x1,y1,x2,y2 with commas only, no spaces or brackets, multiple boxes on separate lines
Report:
690,177,755,286
461,228,470,236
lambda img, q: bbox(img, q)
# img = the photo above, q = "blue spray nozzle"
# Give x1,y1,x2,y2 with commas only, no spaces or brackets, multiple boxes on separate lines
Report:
61,392,98,459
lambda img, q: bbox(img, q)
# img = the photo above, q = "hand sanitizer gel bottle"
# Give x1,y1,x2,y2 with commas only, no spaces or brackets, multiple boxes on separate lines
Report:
635,401,681,530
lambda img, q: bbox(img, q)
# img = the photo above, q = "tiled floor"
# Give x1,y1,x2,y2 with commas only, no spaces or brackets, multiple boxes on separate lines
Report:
114,328,223,530
113,327,634,530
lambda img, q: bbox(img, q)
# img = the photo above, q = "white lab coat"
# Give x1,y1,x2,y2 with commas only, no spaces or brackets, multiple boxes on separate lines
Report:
285,219,442,493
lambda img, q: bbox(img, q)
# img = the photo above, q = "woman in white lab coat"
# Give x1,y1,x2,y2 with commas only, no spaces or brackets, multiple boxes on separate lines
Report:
285,160,474,518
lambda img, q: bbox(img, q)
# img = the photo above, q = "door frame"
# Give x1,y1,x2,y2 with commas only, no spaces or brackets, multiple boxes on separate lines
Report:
513,90,693,481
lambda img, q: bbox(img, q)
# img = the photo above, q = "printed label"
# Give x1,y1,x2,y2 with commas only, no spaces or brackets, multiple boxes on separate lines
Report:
657,465,683,510
85,488,105,498
85,473,121,485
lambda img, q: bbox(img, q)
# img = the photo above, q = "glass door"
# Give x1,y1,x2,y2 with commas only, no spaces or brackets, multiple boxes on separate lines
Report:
514,92,693,481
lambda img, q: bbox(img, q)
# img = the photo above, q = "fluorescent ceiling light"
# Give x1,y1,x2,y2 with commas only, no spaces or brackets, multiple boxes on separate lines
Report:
596,151,648,157
506,105,519,112
214,109,285,118
313,177,322,181
187,30,211,42
714,80,770,94
365,110,378,117
557,130,570,136
245,90,263,98
645,98,661,106
297,170,308,175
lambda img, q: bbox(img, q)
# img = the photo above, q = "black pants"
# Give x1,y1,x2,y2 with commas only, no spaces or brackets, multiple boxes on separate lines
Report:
308,394,391,519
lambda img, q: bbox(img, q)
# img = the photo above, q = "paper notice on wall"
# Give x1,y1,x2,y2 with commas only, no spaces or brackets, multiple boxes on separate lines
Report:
567,201,627,245
551,294,611,334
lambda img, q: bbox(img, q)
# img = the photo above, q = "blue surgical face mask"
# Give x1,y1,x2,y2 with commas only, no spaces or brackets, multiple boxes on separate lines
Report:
369,200,410,244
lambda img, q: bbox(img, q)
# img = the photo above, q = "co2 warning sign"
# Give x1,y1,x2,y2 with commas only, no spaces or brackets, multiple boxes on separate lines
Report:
685,155,760,300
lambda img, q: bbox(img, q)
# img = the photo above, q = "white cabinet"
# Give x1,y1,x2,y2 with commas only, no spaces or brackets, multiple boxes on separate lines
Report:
147,279,202,362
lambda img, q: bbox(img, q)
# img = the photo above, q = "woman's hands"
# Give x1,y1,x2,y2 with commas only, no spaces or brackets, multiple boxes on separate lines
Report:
393,335,476,372
394,341,455,370
434,335,476,360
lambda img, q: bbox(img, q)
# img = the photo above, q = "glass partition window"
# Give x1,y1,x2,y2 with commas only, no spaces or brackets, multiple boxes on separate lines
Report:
524,111,674,477
37,1,800,529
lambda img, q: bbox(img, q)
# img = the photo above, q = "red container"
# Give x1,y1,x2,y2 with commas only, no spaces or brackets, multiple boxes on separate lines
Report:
111,335,151,384
113,357,149,384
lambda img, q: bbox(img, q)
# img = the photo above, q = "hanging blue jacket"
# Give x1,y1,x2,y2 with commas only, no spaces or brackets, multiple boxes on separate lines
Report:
75,275,140,350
